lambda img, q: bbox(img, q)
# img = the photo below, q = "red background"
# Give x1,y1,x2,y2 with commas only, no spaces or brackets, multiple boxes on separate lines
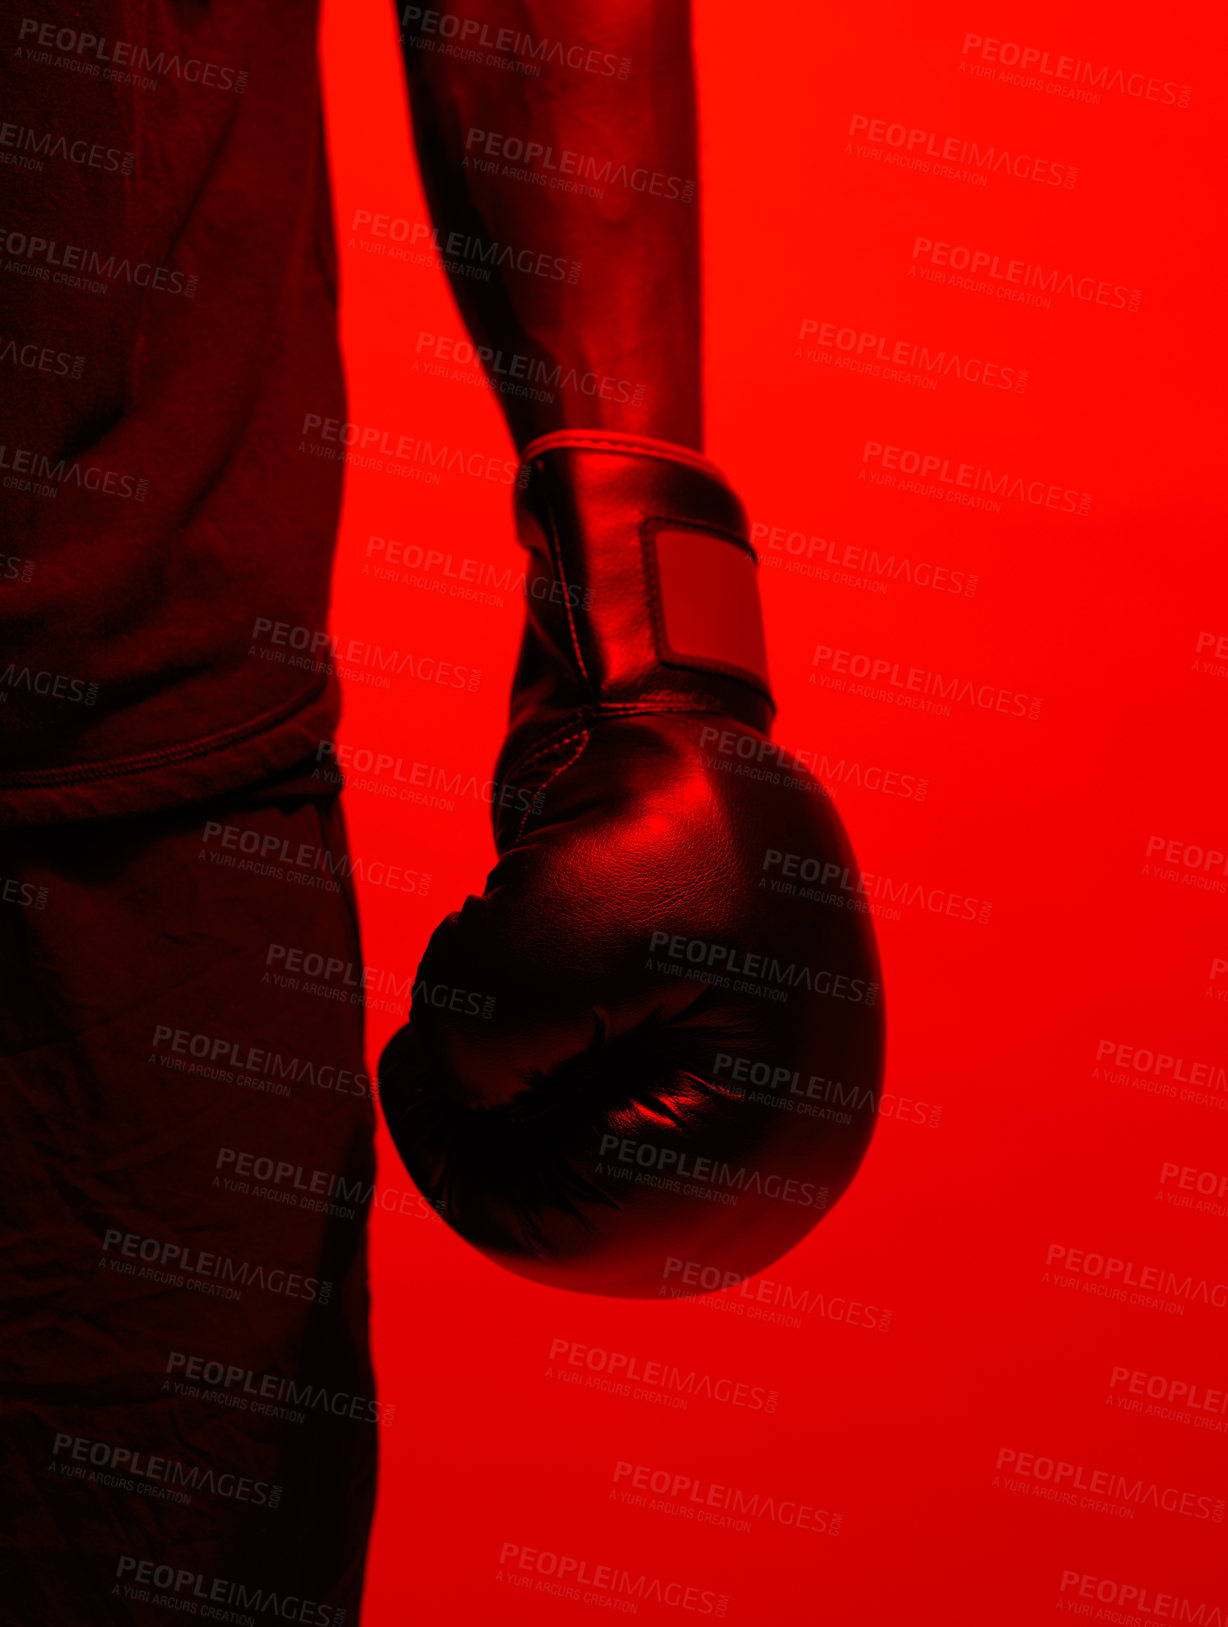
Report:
318,2,1227,1620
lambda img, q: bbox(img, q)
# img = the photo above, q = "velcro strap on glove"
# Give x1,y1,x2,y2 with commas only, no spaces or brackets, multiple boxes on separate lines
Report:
513,431,774,734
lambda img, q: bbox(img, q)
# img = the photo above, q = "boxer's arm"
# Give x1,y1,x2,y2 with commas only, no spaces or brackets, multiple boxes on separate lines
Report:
398,0,702,452
384,4,885,1298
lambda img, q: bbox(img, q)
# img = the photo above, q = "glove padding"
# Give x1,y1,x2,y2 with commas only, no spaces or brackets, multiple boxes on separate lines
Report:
380,433,884,1297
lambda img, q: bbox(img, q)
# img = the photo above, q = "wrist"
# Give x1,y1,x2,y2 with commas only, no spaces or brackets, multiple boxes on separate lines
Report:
499,431,773,791
505,388,703,459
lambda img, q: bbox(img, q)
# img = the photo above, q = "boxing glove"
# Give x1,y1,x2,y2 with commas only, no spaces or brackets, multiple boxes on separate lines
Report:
379,431,884,1297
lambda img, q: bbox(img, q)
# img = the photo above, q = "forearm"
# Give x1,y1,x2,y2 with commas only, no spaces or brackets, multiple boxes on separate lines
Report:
398,0,702,451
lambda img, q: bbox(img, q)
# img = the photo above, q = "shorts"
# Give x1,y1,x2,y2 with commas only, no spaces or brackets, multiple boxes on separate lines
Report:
0,778,377,1625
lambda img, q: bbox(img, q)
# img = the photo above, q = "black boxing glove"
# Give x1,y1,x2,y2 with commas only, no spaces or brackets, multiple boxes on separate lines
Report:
379,431,884,1297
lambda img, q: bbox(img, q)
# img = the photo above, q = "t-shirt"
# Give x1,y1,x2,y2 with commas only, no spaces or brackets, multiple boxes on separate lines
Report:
0,1,346,820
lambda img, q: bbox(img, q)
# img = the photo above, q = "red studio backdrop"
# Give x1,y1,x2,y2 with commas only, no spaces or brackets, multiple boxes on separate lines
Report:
317,2,1226,1622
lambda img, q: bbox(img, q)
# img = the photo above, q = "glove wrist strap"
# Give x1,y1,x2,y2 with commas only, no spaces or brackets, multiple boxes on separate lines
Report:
519,429,727,480
512,432,775,736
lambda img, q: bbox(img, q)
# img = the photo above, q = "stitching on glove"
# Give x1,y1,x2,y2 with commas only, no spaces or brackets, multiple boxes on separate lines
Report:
521,431,725,483
509,727,591,843
513,724,591,774
541,489,594,699
594,700,729,718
